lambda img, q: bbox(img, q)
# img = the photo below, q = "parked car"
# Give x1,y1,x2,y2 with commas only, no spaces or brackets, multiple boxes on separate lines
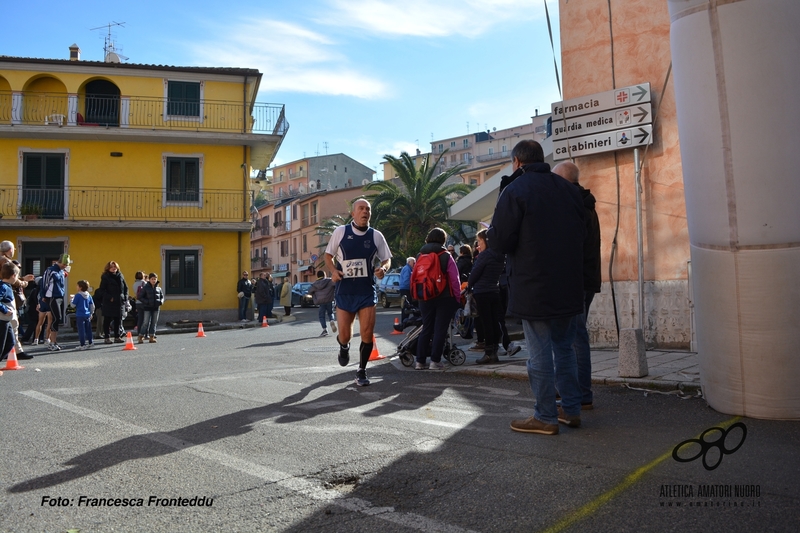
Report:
376,272,403,308
293,282,315,307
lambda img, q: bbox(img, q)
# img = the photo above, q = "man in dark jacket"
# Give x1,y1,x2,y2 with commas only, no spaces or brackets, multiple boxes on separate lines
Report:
488,140,585,436
554,161,601,411
237,271,253,322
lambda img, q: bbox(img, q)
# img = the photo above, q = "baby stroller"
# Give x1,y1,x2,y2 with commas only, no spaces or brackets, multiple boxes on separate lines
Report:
392,298,466,367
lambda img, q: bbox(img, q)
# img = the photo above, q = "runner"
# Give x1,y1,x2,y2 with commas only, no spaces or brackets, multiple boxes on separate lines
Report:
324,199,392,386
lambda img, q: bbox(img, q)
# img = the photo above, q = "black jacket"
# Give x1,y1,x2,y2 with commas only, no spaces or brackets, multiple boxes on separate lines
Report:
237,277,253,298
578,185,602,294
487,163,585,321
456,255,472,282
254,278,274,305
140,281,164,310
467,248,505,294
99,271,128,317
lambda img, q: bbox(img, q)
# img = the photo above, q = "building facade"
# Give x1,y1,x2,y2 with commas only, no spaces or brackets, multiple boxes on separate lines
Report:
0,49,287,324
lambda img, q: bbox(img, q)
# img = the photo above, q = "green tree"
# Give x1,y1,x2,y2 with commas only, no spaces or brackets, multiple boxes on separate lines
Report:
365,151,473,263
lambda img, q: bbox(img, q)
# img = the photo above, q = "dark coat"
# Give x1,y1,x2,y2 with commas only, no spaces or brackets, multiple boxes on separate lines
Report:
140,281,164,310
467,247,505,294
99,271,128,317
487,163,585,321
237,277,253,298
456,255,473,282
254,278,274,305
578,185,602,294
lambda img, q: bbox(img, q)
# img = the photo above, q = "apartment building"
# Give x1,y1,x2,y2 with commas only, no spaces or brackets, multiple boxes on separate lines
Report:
0,47,287,324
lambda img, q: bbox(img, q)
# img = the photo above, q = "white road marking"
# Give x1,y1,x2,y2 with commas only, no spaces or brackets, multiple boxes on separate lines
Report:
20,390,479,533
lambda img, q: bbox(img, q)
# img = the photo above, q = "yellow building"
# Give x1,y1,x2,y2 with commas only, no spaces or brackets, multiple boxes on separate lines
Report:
0,50,287,324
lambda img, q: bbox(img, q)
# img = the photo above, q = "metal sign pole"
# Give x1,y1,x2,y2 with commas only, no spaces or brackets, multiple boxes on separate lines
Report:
634,147,644,332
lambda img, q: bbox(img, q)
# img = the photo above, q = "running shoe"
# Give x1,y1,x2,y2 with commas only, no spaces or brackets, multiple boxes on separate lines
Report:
320,330,328,337
355,369,370,387
338,342,350,367
330,321,337,333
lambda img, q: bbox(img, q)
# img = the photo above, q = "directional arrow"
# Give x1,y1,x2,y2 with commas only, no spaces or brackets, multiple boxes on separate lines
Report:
633,106,649,123
633,86,648,102
634,127,650,144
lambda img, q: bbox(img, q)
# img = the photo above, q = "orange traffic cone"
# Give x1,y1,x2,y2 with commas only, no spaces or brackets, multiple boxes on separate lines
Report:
197,323,207,337
391,317,403,335
122,332,137,351
261,316,269,328
368,336,386,361
2,347,24,371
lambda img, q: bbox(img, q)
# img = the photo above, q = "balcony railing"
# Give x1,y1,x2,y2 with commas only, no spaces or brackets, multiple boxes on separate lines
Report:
476,151,511,163
0,186,251,222
261,257,272,269
0,91,288,135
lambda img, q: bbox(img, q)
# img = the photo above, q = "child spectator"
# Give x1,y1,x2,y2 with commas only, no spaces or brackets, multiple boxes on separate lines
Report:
139,273,164,344
71,280,96,350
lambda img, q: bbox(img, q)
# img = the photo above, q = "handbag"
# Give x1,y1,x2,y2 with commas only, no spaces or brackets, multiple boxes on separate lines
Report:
463,290,479,317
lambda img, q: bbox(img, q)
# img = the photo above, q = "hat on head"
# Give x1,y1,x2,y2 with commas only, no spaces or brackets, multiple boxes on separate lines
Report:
58,253,73,265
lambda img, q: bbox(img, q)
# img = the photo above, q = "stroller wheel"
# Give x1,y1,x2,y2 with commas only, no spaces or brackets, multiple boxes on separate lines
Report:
399,352,415,367
447,348,466,366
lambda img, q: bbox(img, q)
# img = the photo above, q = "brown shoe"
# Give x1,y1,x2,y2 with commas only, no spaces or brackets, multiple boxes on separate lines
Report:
138,336,144,344
104,338,113,345
557,406,581,428
510,417,559,435
114,337,124,344
581,403,594,411
149,337,157,343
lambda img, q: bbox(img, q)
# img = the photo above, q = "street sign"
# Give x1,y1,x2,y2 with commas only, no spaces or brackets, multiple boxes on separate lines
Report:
553,125,653,161
551,82,651,120
551,103,652,140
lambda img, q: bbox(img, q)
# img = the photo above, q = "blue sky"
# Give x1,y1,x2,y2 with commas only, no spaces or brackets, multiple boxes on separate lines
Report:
3,0,562,179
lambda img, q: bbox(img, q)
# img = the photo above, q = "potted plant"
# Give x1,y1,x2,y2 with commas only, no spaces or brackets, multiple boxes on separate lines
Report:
19,203,43,220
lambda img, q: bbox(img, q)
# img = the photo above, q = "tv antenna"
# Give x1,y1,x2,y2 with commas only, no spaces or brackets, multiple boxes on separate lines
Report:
90,21,128,62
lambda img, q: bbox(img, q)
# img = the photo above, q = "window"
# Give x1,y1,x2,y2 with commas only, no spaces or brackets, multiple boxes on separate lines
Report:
438,143,444,153
262,247,268,259
502,144,508,153
165,156,200,203
450,155,456,163
21,152,66,218
280,240,289,257
462,153,470,162
463,139,469,149
334,165,337,171
450,141,456,148
344,167,347,173
165,249,199,296
311,201,318,224
292,204,298,220
167,81,201,117
488,147,494,155
302,234,307,253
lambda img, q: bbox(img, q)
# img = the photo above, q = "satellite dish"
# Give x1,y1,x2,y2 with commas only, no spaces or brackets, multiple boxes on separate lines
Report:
309,181,317,190
362,179,371,186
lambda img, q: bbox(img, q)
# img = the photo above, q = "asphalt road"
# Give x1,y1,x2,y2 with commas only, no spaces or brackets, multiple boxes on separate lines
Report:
1,308,798,532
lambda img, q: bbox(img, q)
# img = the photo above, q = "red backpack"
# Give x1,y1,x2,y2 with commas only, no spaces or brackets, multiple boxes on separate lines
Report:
411,251,449,301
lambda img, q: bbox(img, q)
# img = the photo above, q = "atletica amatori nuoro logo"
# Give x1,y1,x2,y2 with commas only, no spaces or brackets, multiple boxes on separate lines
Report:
672,422,747,471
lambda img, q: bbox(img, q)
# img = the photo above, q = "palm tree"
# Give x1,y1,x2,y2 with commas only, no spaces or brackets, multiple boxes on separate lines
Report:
365,150,473,262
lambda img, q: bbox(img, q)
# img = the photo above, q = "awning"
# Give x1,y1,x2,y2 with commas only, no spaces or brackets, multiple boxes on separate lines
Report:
271,271,289,278
298,265,311,272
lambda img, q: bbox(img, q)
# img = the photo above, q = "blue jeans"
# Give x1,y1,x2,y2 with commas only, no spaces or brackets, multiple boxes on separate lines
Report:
77,316,93,346
522,316,580,424
417,297,459,364
574,292,596,405
257,303,269,323
318,302,334,330
238,296,250,320
143,308,160,337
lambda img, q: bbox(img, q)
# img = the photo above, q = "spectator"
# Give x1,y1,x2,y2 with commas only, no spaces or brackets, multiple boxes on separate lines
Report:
98,261,128,344
414,228,461,371
139,273,164,343
237,271,253,322
132,271,146,335
308,270,336,337
253,272,272,324
41,254,73,351
488,140,585,436
467,229,506,365
398,257,415,304
71,279,95,350
0,262,32,360
553,161,602,410
280,277,292,316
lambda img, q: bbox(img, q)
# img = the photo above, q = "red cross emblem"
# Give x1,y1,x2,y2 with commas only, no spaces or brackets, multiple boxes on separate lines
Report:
616,91,629,104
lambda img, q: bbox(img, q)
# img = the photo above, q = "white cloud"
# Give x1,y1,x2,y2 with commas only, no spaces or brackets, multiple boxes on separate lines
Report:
322,0,547,38
187,19,388,99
